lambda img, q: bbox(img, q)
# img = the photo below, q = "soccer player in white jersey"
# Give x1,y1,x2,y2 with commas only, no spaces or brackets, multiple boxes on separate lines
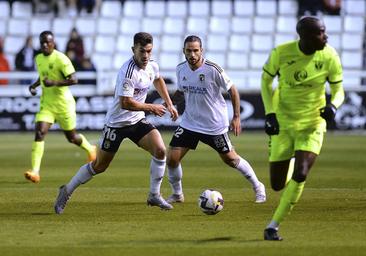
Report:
165,35,266,205
54,32,178,214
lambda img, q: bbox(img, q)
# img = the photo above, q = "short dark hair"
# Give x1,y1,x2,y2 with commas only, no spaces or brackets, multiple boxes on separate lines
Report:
296,16,321,36
39,30,54,39
133,32,153,46
183,35,202,48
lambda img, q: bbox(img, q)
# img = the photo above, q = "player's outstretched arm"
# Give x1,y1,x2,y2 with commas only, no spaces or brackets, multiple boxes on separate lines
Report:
29,78,40,96
228,85,241,136
43,73,78,87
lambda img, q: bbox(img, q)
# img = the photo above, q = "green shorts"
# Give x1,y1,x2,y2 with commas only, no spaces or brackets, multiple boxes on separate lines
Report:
35,108,76,131
269,128,324,162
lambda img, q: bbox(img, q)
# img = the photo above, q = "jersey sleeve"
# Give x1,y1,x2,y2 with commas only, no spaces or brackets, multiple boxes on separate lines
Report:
150,60,160,80
216,69,233,91
261,48,279,114
59,53,76,77
116,69,134,98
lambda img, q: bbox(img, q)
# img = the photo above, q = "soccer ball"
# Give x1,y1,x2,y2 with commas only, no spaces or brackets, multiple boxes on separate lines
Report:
198,189,224,215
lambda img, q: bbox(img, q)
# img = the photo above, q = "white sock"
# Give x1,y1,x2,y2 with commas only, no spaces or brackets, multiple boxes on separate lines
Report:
66,163,96,194
267,220,279,230
235,157,261,188
168,163,183,195
150,157,166,195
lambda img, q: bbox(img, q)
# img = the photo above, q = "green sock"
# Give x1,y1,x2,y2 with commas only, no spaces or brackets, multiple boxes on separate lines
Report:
31,141,44,175
272,179,305,224
79,134,93,153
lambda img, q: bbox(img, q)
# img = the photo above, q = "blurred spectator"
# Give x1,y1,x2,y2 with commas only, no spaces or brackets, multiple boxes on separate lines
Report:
78,56,96,85
323,0,341,15
298,0,324,17
66,50,81,71
15,36,39,85
77,0,96,14
32,0,63,16
66,28,85,64
0,37,10,86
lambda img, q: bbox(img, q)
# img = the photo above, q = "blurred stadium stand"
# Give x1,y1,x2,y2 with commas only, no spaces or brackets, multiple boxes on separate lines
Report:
0,0,365,95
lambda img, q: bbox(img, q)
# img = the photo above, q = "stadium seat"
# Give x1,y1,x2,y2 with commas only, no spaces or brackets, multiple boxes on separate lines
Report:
100,1,122,18
212,0,232,17
209,17,231,35
142,18,164,36
83,36,94,56
189,0,210,16
145,0,166,17
30,18,52,36
95,36,116,54
117,35,133,52
187,17,208,35
12,1,32,18
341,33,363,50
123,0,144,17
54,35,68,52
232,17,253,33
254,17,275,33
252,34,273,51
278,0,298,15
344,0,366,15
0,1,10,18
205,52,226,68
323,15,342,33
234,0,255,16
277,16,297,33
97,18,119,35
0,20,7,35
207,34,228,52
161,35,182,52
166,1,188,17
327,33,341,52
341,51,363,69
92,53,113,70
249,52,268,69
4,36,24,54
344,16,365,33
159,52,181,70
256,0,277,16
275,33,296,46
113,52,132,70
227,52,248,69
75,18,96,36
8,19,29,36
164,17,185,35
53,18,75,36
230,34,251,52
120,18,141,35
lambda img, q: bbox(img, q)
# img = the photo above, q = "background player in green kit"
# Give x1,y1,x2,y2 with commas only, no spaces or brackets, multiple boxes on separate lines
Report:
24,31,96,183
261,17,344,240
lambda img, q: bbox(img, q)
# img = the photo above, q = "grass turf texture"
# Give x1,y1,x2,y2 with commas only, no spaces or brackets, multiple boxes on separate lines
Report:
0,131,365,256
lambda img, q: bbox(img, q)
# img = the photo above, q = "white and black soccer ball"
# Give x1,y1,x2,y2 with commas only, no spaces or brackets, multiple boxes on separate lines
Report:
198,189,224,215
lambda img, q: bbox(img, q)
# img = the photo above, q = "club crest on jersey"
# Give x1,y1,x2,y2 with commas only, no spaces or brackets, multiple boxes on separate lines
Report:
199,74,205,81
294,70,307,82
49,63,54,70
314,61,323,70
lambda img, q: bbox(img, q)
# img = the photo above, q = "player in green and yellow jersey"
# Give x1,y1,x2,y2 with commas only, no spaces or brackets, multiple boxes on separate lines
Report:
24,31,96,183
261,17,344,240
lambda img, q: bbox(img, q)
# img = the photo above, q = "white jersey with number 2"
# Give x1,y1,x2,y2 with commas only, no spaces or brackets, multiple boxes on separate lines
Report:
176,59,234,135
105,57,160,127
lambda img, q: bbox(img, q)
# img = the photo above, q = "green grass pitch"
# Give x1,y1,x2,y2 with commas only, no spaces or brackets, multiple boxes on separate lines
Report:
0,131,365,256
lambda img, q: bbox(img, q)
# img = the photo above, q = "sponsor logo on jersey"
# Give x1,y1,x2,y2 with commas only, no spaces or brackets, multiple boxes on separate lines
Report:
294,70,308,82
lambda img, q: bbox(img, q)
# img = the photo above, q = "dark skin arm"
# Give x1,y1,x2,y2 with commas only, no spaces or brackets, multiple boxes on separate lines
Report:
43,73,78,87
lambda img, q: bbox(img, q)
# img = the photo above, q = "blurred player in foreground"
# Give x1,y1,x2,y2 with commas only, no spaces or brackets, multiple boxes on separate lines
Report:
261,16,344,241
54,32,178,214
165,35,266,205
25,31,96,183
